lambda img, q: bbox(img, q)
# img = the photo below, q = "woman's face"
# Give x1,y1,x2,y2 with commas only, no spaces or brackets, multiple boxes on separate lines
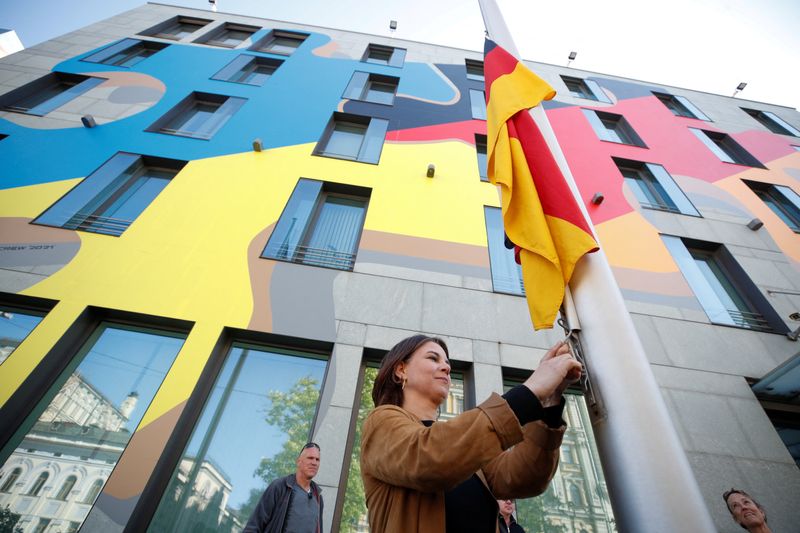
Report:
396,341,451,407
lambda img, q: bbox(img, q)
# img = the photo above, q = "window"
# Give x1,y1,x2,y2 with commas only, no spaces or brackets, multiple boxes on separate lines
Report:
31,518,51,533
465,59,484,81
339,362,466,531
250,30,308,55
485,207,524,295
83,478,104,504
662,236,783,331
148,92,246,140
141,16,211,40
147,343,328,532
653,92,710,120
342,72,399,105
689,128,763,166
82,38,168,67
502,379,617,532
0,467,21,492
614,158,699,215
197,23,259,48
212,55,282,86
362,43,406,67
744,180,800,232
261,179,370,271
0,323,185,531
55,475,77,500
561,76,611,103
27,472,49,496
314,112,388,164
583,109,646,146
475,134,488,181
34,152,185,236
742,108,800,137
470,89,486,120
0,72,104,116
0,306,45,364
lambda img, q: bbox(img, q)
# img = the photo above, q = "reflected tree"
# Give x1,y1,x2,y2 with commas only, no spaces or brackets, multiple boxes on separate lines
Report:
516,486,567,533
238,376,320,520
0,506,22,533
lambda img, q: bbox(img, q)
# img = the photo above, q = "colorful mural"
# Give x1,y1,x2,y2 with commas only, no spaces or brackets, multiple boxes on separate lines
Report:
1,19,798,531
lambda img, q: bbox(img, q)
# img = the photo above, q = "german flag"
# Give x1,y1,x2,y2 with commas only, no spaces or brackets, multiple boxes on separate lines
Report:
484,39,598,330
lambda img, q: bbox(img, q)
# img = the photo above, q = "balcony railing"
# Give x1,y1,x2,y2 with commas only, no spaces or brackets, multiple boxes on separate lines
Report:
63,213,133,236
727,309,772,332
295,245,357,271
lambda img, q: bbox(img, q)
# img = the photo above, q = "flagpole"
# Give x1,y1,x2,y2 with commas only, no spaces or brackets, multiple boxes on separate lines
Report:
477,2,716,531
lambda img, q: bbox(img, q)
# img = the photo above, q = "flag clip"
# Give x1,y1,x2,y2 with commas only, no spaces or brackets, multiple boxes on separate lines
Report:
557,313,607,422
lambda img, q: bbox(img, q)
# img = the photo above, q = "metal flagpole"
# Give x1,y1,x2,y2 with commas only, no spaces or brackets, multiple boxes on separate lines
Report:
477,1,716,531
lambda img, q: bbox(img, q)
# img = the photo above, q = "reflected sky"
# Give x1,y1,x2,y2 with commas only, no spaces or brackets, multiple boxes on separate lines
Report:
181,346,326,508
78,327,186,429
0,308,44,364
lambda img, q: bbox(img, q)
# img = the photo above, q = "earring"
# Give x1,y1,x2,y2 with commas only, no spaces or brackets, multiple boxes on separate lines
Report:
402,377,406,390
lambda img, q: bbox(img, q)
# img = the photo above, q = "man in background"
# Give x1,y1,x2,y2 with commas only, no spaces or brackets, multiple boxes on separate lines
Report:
244,442,323,533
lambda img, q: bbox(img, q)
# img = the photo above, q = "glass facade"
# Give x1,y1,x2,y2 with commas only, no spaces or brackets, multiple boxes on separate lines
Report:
147,344,327,532
0,307,45,365
503,384,617,533
485,207,524,295
0,324,186,532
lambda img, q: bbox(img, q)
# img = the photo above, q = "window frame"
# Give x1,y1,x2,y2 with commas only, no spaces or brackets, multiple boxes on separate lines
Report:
742,108,800,137
127,328,332,533
32,152,186,237
342,71,399,106
211,55,283,86
195,22,260,48
614,157,700,216
475,134,488,182
561,76,611,103
362,44,406,68
147,91,246,140
249,29,309,56
140,16,212,41
582,109,646,147
689,128,763,167
261,178,371,271
465,59,484,81
652,92,710,120
743,180,800,232
470,89,487,120
0,72,105,116
313,112,389,164
81,38,169,67
662,235,786,332
484,206,525,296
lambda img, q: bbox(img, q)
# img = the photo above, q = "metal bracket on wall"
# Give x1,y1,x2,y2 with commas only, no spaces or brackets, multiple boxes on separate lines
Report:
558,288,608,422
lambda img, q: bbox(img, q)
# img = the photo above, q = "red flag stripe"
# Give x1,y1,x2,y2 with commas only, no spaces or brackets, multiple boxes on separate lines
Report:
484,44,521,101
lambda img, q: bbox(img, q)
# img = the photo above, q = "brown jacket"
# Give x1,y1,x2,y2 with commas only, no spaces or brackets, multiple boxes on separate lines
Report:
360,392,564,533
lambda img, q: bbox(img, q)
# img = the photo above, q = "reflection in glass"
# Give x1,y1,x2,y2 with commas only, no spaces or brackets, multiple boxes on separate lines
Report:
501,385,617,533
0,324,185,533
0,307,45,364
339,365,464,532
485,207,525,295
148,345,327,532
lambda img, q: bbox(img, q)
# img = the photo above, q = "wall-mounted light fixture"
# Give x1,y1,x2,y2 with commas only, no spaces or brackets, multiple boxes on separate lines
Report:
81,115,96,128
747,218,763,231
567,51,577,67
252,139,263,152
426,164,435,178
732,82,747,98
389,20,398,31
591,192,604,205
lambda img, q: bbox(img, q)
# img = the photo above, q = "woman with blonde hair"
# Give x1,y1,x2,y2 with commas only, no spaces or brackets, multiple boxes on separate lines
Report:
360,334,581,533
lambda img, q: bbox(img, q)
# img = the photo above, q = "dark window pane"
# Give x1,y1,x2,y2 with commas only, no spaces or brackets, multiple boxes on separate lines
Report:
485,207,524,295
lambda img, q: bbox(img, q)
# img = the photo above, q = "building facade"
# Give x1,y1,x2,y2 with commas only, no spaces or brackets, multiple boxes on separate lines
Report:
0,3,798,532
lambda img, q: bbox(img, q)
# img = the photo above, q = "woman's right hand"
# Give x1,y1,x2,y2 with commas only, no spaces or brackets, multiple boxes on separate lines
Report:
524,341,582,407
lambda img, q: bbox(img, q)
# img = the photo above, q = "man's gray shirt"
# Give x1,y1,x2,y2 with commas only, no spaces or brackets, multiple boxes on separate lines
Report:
284,482,320,533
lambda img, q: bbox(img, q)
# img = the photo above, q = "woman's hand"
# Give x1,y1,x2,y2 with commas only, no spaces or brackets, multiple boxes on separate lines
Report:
523,341,582,407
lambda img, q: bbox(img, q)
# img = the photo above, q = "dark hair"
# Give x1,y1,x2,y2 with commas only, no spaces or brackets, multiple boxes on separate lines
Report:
372,335,449,407
723,488,767,527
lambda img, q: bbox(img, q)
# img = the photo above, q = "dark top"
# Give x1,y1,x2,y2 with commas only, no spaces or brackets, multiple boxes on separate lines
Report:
424,385,565,533
498,514,526,533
